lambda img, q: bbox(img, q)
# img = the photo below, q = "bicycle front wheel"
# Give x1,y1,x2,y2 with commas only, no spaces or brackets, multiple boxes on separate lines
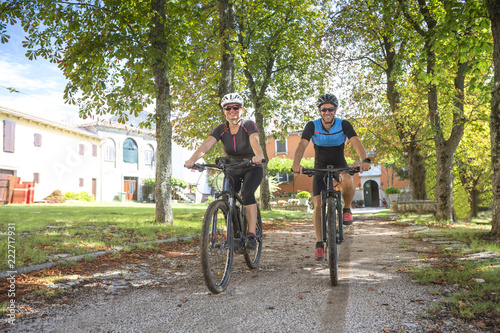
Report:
326,197,339,286
244,205,263,269
201,200,234,293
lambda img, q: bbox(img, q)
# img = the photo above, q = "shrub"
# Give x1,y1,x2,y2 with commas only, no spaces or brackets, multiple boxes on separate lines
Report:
384,186,401,194
142,178,155,199
143,177,187,201
63,191,95,202
172,177,188,189
296,191,311,198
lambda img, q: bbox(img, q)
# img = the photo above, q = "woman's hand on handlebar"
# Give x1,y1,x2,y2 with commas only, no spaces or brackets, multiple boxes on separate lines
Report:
252,155,265,165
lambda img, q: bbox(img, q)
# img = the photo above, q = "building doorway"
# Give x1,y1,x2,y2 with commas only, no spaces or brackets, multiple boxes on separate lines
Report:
363,180,380,207
124,177,138,201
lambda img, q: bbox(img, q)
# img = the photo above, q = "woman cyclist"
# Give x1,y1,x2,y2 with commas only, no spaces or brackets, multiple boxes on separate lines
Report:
184,93,265,249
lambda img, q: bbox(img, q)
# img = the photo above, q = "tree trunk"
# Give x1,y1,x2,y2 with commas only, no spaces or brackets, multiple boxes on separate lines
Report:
420,8,465,221
151,0,173,224
218,0,235,115
406,144,427,199
384,36,427,200
487,0,500,236
470,188,479,218
240,35,274,211
255,108,271,211
434,144,455,221
432,60,467,221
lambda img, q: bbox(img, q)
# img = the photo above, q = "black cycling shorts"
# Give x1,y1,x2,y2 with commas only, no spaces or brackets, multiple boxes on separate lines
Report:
227,165,263,205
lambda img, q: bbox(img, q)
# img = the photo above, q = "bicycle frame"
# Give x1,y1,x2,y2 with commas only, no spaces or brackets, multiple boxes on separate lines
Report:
301,165,360,245
219,175,247,251
197,157,258,252
194,157,264,293
320,172,344,244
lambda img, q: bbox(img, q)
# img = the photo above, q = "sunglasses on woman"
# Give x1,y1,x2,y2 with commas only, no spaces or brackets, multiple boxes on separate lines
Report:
224,105,241,111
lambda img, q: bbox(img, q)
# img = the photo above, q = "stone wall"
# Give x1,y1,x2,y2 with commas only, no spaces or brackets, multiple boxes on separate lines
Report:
272,204,310,212
390,200,437,214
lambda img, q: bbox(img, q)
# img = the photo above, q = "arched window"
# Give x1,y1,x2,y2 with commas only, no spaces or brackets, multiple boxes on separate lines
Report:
144,144,155,166
123,138,138,163
103,139,116,162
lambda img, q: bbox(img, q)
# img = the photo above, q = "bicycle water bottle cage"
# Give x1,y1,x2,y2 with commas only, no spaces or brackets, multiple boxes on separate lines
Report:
215,157,230,166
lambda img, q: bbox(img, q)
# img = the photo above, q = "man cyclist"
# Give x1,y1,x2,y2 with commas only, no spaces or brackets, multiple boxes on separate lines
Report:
292,93,371,261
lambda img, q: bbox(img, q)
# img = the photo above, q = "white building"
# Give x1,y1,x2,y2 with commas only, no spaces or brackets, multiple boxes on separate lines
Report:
0,105,207,203
0,106,101,202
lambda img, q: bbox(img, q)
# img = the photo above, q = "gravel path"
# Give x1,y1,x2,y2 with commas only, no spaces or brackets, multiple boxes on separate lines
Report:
2,216,485,333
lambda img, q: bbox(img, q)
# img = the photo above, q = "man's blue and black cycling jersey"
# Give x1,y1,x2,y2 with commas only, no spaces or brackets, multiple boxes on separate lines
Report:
301,118,357,168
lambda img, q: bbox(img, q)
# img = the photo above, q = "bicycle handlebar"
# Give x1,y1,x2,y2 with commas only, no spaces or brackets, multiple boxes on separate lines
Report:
190,158,267,172
292,166,360,177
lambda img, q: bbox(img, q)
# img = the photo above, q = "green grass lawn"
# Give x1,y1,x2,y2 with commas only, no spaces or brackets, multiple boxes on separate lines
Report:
398,211,499,327
0,202,310,269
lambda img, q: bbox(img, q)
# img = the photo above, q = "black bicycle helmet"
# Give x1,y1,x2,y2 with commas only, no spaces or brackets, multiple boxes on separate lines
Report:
316,93,339,108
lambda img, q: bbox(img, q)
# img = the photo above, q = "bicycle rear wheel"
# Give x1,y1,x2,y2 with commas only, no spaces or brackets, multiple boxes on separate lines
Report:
244,205,263,269
326,197,339,286
201,200,234,293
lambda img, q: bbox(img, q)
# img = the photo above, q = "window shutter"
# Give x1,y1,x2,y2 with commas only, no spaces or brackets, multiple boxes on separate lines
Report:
79,144,85,155
92,144,97,157
34,133,42,147
34,173,40,183
79,178,84,187
3,120,15,153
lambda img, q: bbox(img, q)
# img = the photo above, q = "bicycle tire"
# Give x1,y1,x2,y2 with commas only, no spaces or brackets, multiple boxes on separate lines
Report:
244,205,263,269
201,200,234,293
327,196,339,286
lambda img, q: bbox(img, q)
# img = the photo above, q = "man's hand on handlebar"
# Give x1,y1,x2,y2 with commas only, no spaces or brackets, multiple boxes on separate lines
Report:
359,161,371,172
184,159,196,168
291,164,303,174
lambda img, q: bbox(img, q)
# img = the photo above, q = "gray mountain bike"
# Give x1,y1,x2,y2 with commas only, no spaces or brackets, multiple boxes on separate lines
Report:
191,157,264,293
298,165,360,286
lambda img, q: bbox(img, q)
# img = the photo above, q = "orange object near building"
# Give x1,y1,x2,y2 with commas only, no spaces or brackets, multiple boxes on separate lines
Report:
6,176,21,204
23,182,35,204
12,183,29,204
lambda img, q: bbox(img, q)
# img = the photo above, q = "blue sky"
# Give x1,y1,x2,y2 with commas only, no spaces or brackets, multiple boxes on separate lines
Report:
0,23,84,125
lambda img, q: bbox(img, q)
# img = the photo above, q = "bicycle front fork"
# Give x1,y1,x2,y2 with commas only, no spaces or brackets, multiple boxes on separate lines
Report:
321,192,344,245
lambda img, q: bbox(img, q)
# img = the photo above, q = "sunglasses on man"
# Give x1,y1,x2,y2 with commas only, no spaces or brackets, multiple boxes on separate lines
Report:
320,107,336,113
224,105,241,111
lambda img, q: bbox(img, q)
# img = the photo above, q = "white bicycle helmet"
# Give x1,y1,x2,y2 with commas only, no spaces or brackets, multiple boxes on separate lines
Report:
221,93,244,107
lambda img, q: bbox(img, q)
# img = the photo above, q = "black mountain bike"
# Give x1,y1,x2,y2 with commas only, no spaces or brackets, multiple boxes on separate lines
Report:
299,165,360,286
191,157,264,293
